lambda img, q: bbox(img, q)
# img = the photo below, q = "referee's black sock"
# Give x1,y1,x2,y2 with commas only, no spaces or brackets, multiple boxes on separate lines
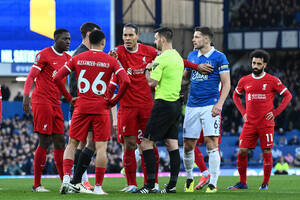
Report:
71,147,94,184
73,149,82,173
168,149,180,188
142,149,156,188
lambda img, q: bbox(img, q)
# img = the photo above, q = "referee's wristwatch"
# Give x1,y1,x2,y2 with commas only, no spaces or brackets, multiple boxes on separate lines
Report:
144,68,152,74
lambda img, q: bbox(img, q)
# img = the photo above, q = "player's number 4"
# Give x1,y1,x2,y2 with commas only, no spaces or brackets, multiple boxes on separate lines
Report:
78,69,107,95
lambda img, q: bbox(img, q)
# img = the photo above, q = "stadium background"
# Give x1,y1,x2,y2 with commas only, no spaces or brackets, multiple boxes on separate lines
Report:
0,0,299,177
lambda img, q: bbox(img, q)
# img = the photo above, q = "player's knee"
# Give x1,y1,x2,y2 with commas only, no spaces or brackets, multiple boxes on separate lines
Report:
206,141,218,151
238,148,248,155
262,148,271,154
183,142,194,152
124,138,136,150
38,134,52,149
86,141,95,151
78,141,87,149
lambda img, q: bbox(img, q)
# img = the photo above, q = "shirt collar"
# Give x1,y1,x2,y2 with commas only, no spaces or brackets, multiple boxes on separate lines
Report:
51,46,63,56
124,43,139,53
252,72,266,79
197,46,215,58
90,49,103,52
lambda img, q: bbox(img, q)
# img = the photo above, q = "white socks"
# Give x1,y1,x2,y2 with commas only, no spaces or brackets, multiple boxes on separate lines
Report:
63,175,70,183
183,150,195,180
207,148,220,187
202,170,209,177
135,149,141,163
81,170,88,183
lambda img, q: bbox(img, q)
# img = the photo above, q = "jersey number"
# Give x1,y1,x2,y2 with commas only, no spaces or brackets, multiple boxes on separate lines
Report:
78,69,106,95
265,133,273,143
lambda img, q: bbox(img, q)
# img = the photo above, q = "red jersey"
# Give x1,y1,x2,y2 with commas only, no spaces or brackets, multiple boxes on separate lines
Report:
112,44,158,107
234,72,288,127
25,47,70,105
65,50,125,114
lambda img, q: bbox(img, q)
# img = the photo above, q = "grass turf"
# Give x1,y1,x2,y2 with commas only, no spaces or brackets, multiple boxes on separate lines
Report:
0,175,299,200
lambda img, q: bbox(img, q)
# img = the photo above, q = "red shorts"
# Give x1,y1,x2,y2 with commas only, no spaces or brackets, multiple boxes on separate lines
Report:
196,130,221,144
239,123,274,149
32,103,64,135
69,111,111,142
117,106,152,144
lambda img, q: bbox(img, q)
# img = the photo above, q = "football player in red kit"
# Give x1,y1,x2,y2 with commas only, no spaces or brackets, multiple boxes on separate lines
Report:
228,49,292,190
54,30,130,195
108,24,207,193
23,29,71,192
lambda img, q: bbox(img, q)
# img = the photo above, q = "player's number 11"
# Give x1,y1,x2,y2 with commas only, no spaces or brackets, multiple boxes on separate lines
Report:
265,133,273,143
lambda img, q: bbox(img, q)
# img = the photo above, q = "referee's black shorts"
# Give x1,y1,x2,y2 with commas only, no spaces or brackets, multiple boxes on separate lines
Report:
144,99,181,142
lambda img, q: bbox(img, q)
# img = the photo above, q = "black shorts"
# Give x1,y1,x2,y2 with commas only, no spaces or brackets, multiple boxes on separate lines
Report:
144,99,181,142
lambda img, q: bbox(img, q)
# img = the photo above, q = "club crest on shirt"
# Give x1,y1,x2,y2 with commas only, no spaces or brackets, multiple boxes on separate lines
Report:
142,56,146,64
262,84,267,91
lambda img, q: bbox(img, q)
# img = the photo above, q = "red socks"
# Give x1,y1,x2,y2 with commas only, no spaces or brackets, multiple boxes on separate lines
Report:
194,146,207,172
237,154,248,185
63,159,74,176
263,152,273,185
33,146,47,188
95,167,106,186
123,149,137,186
53,149,64,181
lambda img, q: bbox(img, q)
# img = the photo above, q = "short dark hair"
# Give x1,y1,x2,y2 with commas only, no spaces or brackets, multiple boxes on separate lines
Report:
249,49,270,63
89,30,105,45
154,27,173,42
54,28,69,38
80,22,101,39
194,26,213,40
124,23,138,34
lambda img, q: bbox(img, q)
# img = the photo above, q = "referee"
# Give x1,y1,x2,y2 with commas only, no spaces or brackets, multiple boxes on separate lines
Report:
136,27,184,194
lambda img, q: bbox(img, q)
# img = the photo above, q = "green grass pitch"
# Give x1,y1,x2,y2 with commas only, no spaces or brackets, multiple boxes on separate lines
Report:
0,176,299,200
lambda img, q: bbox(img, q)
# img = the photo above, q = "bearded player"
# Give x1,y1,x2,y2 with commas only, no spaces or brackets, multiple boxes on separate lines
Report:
228,49,292,190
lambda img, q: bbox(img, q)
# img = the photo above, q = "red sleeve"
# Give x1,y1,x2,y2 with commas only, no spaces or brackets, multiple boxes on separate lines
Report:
233,90,246,116
233,79,246,116
273,88,292,117
24,66,41,95
183,59,198,70
107,73,118,99
108,61,130,106
53,66,72,102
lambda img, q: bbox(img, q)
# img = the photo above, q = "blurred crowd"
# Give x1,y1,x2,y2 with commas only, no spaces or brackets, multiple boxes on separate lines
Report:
0,114,123,175
230,0,300,29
